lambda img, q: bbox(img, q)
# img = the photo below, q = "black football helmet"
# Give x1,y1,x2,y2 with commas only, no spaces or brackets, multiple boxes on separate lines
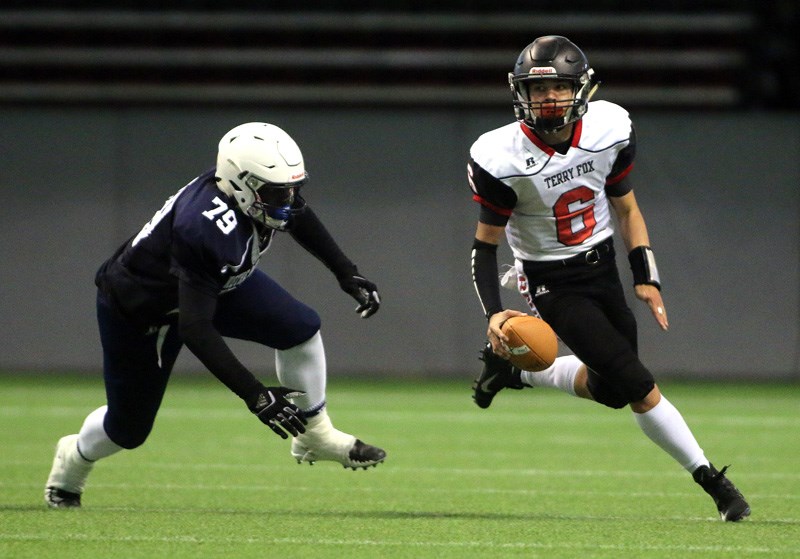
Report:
509,36,599,133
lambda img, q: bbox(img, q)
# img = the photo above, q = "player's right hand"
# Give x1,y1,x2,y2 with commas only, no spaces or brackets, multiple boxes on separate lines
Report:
247,386,307,439
339,274,381,318
487,309,527,358
634,284,669,331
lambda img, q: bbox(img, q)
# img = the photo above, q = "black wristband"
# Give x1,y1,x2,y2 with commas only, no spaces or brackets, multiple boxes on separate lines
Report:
471,239,504,319
628,246,661,290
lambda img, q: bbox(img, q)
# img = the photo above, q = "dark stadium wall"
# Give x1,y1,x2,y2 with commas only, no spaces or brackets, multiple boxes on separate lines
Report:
0,106,797,380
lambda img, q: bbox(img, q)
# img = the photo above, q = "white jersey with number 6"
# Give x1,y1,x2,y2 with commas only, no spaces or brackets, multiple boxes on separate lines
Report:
469,100,634,262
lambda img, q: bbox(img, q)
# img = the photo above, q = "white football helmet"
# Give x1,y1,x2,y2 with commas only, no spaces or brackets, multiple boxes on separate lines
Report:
215,122,307,230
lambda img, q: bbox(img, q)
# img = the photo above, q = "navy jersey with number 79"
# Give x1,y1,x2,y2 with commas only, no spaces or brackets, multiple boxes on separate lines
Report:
95,168,273,327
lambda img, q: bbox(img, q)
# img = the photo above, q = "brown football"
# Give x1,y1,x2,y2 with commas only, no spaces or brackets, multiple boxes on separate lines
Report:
500,315,558,371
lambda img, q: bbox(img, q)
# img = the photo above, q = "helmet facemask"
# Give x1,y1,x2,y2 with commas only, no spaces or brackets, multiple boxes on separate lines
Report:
510,70,597,133
243,172,306,230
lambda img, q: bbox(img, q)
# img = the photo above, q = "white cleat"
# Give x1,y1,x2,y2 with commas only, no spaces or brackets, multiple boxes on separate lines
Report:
44,434,94,508
290,409,386,470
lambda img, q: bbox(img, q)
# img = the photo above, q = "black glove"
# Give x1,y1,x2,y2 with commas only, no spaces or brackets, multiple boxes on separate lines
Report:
338,274,381,318
246,386,307,439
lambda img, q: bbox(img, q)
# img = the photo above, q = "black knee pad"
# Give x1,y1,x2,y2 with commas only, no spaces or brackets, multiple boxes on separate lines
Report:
586,359,655,409
587,382,630,409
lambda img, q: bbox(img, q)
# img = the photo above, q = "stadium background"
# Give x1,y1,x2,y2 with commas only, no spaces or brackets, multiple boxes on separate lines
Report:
0,1,797,381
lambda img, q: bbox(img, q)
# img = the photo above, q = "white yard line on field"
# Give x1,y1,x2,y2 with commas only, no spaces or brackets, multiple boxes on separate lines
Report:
0,533,797,556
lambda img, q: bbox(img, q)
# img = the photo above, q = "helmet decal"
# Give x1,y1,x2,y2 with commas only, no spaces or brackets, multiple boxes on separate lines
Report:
528,67,558,76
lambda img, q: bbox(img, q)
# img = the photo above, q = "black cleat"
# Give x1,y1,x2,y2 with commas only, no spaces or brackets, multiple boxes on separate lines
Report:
345,440,387,470
693,464,751,521
45,487,82,508
290,409,386,469
472,343,525,409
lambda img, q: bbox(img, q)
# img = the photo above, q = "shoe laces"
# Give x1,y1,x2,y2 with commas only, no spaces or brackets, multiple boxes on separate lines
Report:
707,465,744,502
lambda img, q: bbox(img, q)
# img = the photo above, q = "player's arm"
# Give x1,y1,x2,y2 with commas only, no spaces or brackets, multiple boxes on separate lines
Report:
469,159,526,355
288,202,380,318
609,187,668,331
608,186,649,252
177,278,307,437
472,222,527,357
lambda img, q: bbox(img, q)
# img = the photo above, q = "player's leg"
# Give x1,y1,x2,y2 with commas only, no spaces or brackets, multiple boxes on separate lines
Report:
550,276,749,520
276,330,385,469
633,386,750,521
510,268,594,401
45,292,181,508
215,270,385,469
597,269,750,520
543,290,709,463
631,385,708,471
473,265,578,408
473,339,592,407
215,270,323,412
519,355,592,398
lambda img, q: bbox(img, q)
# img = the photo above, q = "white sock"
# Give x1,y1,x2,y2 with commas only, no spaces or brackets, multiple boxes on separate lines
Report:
520,355,581,396
77,406,123,462
634,396,709,472
276,331,327,414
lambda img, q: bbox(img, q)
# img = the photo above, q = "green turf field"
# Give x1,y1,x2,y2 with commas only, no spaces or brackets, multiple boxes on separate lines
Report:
1,373,798,558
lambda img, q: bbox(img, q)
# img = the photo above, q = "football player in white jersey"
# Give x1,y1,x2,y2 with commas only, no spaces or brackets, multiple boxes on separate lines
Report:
45,123,385,508
469,36,749,521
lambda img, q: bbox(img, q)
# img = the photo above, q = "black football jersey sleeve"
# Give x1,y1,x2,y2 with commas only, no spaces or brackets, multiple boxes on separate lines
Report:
605,127,636,197
468,159,518,226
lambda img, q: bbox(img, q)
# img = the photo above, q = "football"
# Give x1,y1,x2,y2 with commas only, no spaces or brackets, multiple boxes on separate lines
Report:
500,315,558,371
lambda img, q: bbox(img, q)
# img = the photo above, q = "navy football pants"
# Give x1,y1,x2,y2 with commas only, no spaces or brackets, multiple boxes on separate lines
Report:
96,269,320,448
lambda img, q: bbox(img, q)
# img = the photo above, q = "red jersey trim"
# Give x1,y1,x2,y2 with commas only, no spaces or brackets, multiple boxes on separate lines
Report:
519,119,583,153
472,194,513,217
520,124,553,155
571,119,583,147
606,162,634,185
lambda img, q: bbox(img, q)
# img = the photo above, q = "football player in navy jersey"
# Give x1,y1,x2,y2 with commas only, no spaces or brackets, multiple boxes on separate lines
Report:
469,36,749,521
45,122,385,508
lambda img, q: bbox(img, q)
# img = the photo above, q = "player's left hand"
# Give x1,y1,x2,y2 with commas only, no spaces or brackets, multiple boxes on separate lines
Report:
339,274,381,318
247,386,308,439
634,284,669,331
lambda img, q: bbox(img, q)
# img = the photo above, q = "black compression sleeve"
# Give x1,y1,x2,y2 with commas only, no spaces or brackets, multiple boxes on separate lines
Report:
471,239,503,320
289,205,358,280
178,278,262,401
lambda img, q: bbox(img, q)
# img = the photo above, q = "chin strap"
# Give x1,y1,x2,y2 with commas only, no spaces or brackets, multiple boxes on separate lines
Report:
586,81,601,101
